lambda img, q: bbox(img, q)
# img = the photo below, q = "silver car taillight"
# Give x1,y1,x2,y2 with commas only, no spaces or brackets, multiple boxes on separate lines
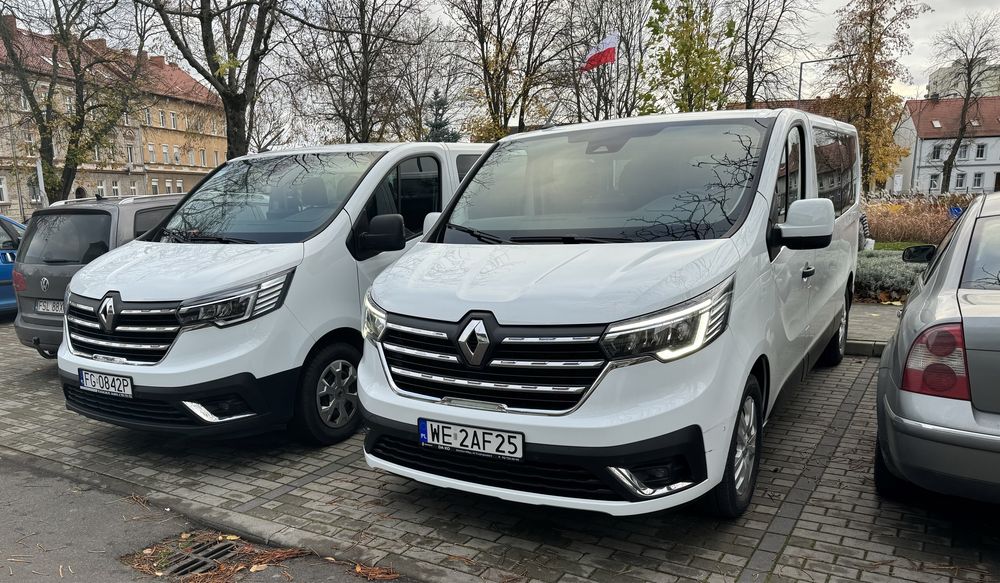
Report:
901,323,970,401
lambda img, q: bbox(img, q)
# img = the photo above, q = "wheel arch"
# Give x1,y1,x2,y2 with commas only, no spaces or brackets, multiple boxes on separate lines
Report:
304,327,364,368
750,354,771,418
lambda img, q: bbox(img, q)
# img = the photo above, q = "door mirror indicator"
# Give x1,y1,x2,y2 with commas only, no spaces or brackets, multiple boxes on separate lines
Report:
902,244,936,263
774,198,835,250
360,214,406,253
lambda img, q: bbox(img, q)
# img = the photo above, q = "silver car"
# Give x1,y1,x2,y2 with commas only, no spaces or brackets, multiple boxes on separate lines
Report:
876,192,1000,502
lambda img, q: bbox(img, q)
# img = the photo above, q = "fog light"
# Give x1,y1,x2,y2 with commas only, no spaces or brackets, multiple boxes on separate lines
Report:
183,396,254,423
609,457,695,498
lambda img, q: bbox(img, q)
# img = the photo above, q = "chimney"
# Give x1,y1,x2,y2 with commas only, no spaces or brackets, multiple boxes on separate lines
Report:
930,93,940,102
150,55,165,67
1,13,17,33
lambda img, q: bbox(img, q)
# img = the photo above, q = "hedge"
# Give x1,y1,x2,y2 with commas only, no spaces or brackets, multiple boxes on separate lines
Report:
855,249,926,302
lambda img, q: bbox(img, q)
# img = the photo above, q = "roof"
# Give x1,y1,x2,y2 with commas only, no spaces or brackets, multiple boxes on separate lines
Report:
905,96,1000,139
233,142,490,163
504,110,781,142
0,15,219,107
46,194,183,210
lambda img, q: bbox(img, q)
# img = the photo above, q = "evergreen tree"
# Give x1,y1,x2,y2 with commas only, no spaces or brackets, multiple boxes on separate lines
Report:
424,90,461,142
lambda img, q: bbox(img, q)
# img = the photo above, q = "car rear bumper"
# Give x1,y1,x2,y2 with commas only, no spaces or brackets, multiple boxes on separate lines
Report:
14,312,63,352
881,395,1000,503
58,368,299,437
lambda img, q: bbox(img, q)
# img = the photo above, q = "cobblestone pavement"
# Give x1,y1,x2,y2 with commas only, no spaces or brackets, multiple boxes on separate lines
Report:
1,321,999,583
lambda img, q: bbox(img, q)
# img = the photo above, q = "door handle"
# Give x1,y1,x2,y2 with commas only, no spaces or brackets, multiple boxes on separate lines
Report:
802,265,816,279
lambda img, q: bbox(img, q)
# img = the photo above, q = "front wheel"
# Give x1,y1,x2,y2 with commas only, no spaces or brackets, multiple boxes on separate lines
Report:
707,376,763,518
290,343,363,446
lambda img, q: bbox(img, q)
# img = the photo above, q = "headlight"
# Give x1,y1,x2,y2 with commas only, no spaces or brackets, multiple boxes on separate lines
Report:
362,290,387,342
600,276,734,362
177,269,294,328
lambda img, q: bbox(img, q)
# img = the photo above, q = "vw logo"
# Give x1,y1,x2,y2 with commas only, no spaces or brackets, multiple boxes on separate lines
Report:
458,319,490,366
40,277,49,292
98,296,117,332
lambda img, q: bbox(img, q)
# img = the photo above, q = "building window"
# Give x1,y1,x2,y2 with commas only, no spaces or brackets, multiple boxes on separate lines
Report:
170,111,177,129
126,144,134,164
976,144,987,159
151,178,159,195
176,179,183,193
144,108,152,125
214,151,219,166
958,144,969,159
173,145,180,164
931,145,942,160
200,149,206,166
165,179,172,194
956,173,966,189
0,176,6,201
96,181,106,197
64,95,73,114
111,180,120,196
162,144,169,164
931,120,942,128
158,110,165,127
94,145,100,162
19,92,30,111
974,172,984,189
188,149,194,166
930,174,940,191
129,180,137,196
23,130,34,147
123,111,131,126
211,118,218,135
147,143,155,163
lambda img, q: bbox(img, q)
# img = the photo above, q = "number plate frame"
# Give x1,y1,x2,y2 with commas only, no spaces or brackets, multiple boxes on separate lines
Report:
35,299,64,314
78,369,134,399
418,418,524,460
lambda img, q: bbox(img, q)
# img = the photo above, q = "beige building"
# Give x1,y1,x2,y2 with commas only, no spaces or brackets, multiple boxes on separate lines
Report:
0,16,226,222
927,63,1000,99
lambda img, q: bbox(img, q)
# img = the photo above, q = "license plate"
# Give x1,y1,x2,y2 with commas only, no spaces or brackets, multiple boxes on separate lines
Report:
419,419,523,460
35,299,64,314
78,369,133,398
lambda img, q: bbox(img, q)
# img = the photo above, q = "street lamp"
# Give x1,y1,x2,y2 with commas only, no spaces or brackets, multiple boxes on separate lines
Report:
797,54,857,105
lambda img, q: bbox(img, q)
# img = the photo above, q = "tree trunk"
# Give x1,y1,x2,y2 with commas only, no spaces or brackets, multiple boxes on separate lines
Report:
37,134,66,203
224,95,250,159
941,92,973,193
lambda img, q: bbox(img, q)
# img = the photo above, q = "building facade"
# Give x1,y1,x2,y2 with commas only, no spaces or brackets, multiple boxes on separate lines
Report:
927,64,1000,99
0,16,226,222
891,96,1000,195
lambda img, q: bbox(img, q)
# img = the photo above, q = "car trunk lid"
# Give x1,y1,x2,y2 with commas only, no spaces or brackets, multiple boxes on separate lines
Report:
958,290,1000,414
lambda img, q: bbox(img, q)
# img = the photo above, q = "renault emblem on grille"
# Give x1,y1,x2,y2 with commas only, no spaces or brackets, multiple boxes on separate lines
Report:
458,320,490,366
98,297,117,332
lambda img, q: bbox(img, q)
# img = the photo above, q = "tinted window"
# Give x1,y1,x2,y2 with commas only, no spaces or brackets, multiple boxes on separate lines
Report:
361,156,440,238
161,152,383,244
813,128,856,215
456,154,479,181
925,210,967,283
961,216,1000,290
445,120,771,243
0,224,13,249
19,213,112,265
134,207,172,238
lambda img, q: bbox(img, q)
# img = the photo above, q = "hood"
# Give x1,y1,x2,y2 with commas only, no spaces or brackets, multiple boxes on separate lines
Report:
70,241,304,302
372,240,740,325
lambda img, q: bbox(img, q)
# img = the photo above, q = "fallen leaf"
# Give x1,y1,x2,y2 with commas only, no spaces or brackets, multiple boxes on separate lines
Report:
250,564,268,573
142,549,154,555
225,535,240,541
180,533,190,540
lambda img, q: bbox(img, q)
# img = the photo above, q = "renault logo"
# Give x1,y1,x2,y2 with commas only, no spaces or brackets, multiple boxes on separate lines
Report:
98,297,117,332
458,319,490,366
40,277,49,292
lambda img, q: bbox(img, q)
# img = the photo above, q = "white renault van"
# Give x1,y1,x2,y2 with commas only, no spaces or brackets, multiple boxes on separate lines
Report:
359,111,860,516
58,142,488,445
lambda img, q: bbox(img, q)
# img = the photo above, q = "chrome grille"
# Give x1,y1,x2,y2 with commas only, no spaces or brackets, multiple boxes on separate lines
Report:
380,315,608,413
66,294,180,365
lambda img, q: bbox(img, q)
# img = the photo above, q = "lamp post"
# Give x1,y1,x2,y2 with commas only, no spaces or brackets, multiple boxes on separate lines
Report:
797,54,857,105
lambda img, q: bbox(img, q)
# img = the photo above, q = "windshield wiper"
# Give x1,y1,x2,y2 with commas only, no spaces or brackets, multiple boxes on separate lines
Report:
508,235,632,244
446,223,510,245
160,228,192,243
186,233,258,244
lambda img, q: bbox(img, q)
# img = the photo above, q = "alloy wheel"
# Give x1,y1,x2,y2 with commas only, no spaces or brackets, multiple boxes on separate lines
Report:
733,395,758,497
315,359,358,429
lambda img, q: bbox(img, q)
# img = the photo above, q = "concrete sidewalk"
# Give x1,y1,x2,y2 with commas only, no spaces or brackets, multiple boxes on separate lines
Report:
847,302,899,357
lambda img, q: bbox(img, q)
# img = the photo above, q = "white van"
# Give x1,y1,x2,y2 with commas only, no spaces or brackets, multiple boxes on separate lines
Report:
359,111,860,517
58,143,488,445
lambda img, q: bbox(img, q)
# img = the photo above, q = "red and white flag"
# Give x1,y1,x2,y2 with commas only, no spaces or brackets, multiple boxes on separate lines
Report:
581,33,619,72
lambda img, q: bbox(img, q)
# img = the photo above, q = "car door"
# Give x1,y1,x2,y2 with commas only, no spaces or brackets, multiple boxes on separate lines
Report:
768,124,815,385
0,220,20,311
355,154,445,296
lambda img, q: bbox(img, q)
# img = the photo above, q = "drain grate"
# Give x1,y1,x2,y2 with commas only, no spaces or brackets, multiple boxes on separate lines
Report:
161,540,238,576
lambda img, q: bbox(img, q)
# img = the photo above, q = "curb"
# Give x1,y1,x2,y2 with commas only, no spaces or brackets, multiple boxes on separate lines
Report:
845,339,886,357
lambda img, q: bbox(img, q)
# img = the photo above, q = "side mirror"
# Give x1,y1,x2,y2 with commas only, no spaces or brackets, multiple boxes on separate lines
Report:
774,198,835,250
0,240,15,251
360,214,405,253
423,212,441,236
902,244,936,263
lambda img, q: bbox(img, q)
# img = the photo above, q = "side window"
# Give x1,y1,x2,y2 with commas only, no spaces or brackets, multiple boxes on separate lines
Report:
361,156,440,239
813,128,855,216
0,224,13,250
133,207,172,238
773,127,804,225
924,211,966,282
456,154,479,181
961,217,1000,290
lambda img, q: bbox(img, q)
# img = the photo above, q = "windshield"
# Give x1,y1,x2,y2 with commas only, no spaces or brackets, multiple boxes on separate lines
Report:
444,120,771,243
19,212,112,265
160,151,383,244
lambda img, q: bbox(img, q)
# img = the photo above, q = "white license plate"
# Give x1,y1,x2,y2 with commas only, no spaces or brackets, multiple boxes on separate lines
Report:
78,369,133,398
419,419,523,460
35,299,64,314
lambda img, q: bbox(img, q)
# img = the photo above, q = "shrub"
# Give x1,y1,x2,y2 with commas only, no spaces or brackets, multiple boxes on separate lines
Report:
855,249,926,301
863,194,974,243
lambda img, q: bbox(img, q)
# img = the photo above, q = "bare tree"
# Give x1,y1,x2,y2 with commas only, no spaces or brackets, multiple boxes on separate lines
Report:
0,1,153,202
394,19,464,140
933,11,1000,192
247,79,291,152
729,0,811,108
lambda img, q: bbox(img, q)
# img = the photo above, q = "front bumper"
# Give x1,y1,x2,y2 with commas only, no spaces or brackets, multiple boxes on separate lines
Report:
59,368,299,437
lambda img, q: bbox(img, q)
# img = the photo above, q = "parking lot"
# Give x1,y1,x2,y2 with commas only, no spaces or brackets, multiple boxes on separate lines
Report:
1,321,998,583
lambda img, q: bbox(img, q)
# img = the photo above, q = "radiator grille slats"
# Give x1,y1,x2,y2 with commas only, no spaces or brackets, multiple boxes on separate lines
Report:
66,295,180,365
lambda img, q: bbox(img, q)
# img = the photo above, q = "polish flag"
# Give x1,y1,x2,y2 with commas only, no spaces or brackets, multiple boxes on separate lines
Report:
581,33,619,72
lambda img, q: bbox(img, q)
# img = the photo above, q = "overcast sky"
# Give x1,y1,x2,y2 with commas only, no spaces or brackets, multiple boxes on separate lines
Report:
800,0,998,98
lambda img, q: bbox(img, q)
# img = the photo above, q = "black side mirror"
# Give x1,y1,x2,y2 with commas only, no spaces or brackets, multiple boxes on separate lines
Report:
360,214,405,253
902,244,936,263
0,239,16,250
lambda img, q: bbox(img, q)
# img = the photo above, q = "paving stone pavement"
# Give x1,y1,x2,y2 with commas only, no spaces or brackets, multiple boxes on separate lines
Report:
1,321,999,583
849,304,901,343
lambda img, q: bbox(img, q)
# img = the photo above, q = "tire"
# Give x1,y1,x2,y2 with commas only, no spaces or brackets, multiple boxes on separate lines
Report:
707,375,763,518
290,342,363,446
817,290,850,367
874,439,909,499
